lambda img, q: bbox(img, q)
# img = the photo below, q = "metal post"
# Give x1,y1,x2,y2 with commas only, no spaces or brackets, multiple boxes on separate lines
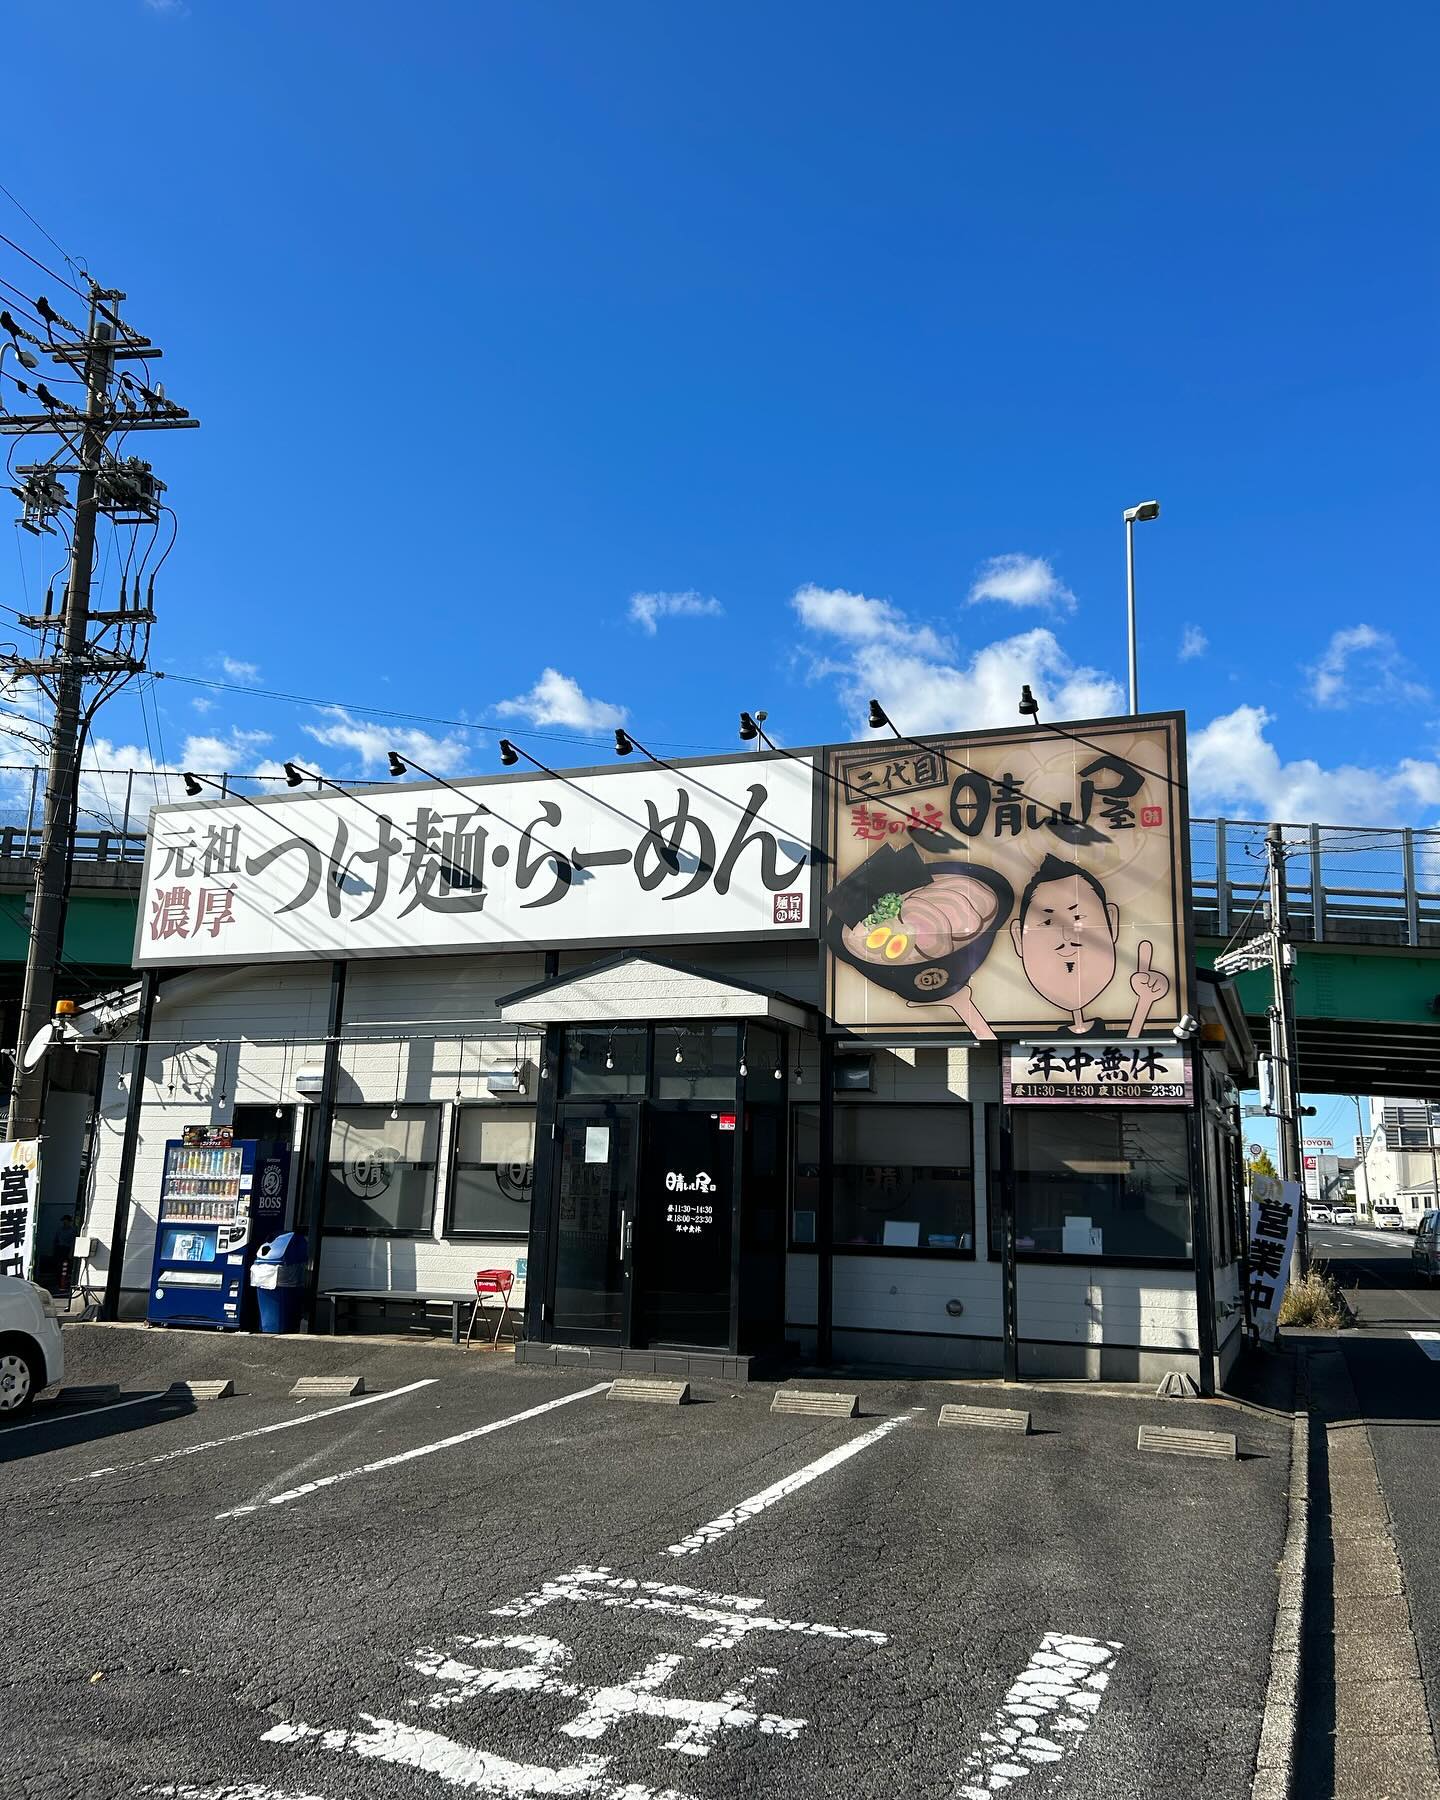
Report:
303,961,348,1330
1351,1096,1372,1220
1000,1106,1019,1381
1267,824,1307,1274
22,766,38,857
1215,819,1230,937
1309,822,1325,943
1403,827,1420,948
102,969,159,1321
121,770,134,857
1125,515,1138,715
8,301,113,1140
816,1033,834,1366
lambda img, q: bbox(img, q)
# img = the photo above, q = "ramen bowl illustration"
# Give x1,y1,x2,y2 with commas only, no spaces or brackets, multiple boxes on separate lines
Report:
825,844,1014,1003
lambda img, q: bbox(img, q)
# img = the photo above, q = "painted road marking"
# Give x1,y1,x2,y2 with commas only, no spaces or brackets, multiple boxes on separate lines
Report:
143,1785,335,1799
953,1633,1123,1798
491,1567,887,1650
76,1379,439,1482
1,1390,167,1435
215,1383,610,1518
264,1571,883,1795
1409,1331,1440,1361
665,1407,919,1556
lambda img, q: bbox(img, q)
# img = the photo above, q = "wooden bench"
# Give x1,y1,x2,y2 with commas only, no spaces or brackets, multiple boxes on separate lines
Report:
325,1289,485,1344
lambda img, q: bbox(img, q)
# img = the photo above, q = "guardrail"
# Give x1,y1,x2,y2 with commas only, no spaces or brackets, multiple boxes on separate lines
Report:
1,770,1437,951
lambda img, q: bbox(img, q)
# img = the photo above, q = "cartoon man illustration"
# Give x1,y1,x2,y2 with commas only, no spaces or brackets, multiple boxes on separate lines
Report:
1007,853,1171,1036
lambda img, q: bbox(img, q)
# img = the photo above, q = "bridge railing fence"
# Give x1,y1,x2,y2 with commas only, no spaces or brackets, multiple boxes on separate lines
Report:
1191,818,1440,949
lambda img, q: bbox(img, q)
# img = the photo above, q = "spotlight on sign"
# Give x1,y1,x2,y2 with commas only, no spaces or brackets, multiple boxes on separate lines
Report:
182,772,204,797
1018,684,1040,720
498,739,520,767
614,729,635,756
386,751,408,778
738,711,760,741
282,761,305,788
867,698,889,731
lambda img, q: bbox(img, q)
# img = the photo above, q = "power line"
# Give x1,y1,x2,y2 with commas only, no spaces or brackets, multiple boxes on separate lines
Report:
0,181,81,279
151,670,734,756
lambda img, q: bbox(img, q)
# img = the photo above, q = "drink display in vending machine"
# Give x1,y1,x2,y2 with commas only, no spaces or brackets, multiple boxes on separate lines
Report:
147,1126,290,1329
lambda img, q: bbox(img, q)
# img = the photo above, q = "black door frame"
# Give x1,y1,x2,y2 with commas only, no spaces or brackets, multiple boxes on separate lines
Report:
531,1020,772,1356
547,1097,642,1348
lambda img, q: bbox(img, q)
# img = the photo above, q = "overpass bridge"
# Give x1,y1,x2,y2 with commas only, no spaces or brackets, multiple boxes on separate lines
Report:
0,769,1437,1097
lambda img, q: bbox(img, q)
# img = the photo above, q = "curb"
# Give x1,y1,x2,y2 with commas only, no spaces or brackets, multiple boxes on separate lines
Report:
1251,1351,1310,1800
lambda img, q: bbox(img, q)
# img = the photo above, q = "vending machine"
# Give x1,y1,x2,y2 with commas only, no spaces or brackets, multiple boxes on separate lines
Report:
147,1127,291,1330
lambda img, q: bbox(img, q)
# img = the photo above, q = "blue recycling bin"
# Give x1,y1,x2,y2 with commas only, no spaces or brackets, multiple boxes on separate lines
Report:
250,1231,309,1334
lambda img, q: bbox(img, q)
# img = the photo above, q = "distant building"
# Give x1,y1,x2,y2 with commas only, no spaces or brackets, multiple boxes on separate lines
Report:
1356,1099,1440,1223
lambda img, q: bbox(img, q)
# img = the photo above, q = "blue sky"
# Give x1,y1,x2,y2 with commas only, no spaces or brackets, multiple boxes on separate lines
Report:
1,1,1436,836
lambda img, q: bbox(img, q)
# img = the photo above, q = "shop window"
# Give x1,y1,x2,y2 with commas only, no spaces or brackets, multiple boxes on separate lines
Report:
791,1104,975,1254
324,1105,440,1235
562,1027,646,1098
1010,1110,1192,1261
448,1106,535,1238
654,1024,738,1102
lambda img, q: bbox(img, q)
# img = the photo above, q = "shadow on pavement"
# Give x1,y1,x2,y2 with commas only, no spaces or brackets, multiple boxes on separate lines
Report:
0,1390,196,1465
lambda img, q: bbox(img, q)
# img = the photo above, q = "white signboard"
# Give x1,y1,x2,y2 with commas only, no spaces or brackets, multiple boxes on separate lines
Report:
1302,1137,1334,1152
0,1139,40,1280
1247,1173,1302,1342
134,756,818,966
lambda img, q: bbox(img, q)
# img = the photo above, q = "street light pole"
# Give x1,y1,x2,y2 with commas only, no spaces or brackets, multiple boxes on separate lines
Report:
1123,500,1160,715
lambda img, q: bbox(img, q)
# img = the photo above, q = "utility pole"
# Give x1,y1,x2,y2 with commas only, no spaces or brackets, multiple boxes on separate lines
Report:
1,282,196,1140
1266,823,1306,1272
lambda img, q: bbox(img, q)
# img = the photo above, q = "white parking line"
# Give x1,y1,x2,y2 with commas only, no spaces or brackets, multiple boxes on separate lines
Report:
665,1408,919,1557
216,1383,610,1519
2,1390,167,1435
142,1784,336,1799
75,1378,438,1483
953,1632,1123,1798
1408,1331,1440,1361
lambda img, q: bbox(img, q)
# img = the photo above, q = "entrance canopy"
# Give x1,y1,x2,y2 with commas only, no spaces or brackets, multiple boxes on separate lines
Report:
498,953,816,1031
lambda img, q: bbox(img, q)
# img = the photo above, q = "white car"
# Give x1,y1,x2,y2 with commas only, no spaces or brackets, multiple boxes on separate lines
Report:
0,1275,65,1417
1330,1206,1357,1227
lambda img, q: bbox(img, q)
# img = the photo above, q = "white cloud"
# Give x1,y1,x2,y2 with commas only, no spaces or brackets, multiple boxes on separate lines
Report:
190,695,215,714
809,624,1122,737
1178,624,1208,662
302,705,468,775
967,554,1076,613
1306,624,1427,709
494,668,627,732
1189,704,1440,824
791,583,948,659
221,656,260,684
628,590,724,635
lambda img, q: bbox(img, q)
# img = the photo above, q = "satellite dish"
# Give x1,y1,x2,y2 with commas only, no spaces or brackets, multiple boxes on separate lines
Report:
23,1021,56,1070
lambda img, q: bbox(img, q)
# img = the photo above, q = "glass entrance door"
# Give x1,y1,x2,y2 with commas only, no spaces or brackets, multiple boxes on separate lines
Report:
636,1107,735,1348
551,1104,638,1343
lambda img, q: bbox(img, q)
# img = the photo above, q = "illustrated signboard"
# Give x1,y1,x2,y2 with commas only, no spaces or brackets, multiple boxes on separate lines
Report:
1002,1041,1192,1105
134,755,818,966
824,715,1190,1040
0,1140,39,1280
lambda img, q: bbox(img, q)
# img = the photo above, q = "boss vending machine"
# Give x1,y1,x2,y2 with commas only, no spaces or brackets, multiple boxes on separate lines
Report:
147,1128,290,1329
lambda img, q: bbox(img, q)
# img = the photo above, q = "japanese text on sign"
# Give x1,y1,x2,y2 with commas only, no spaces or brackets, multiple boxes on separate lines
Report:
1247,1174,1301,1340
1002,1042,1193,1106
135,758,817,966
0,1140,40,1281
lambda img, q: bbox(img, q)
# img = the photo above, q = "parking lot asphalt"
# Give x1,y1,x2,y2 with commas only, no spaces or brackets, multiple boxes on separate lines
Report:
6,1324,1294,1800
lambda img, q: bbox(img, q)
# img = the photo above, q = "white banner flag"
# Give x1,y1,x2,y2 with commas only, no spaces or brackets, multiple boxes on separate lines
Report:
1247,1173,1301,1342
0,1140,40,1281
